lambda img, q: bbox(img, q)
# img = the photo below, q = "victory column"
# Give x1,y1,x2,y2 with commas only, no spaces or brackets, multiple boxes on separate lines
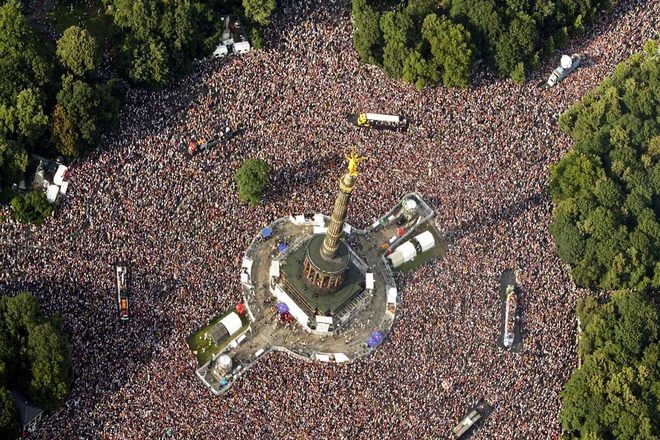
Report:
188,151,442,395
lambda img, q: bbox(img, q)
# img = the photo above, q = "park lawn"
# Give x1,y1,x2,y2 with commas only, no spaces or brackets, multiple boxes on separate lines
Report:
48,1,120,55
186,309,250,366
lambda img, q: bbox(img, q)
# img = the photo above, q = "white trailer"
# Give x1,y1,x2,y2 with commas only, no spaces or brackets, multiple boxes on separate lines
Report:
352,112,408,131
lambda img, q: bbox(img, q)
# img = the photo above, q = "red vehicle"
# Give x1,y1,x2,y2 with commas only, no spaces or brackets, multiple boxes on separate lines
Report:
116,265,130,321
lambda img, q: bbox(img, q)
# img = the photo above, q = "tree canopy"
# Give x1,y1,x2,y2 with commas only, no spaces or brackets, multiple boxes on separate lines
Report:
0,292,72,415
235,158,269,206
0,387,18,440
550,41,659,291
559,290,659,439
10,191,53,224
352,0,611,86
56,26,100,77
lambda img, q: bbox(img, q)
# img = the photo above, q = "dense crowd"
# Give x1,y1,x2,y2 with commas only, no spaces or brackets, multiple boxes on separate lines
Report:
0,0,657,438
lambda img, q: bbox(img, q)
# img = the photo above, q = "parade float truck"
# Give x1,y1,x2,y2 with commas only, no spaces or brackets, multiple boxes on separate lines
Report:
541,54,581,89
116,265,130,321
349,113,408,131
188,138,219,156
502,284,517,348
187,127,236,156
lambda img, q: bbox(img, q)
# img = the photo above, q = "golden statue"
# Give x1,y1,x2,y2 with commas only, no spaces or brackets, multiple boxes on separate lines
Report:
345,151,367,177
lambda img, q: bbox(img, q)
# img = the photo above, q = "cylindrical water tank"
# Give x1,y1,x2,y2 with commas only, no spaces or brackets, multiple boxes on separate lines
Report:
218,355,232,369
402,198,418,219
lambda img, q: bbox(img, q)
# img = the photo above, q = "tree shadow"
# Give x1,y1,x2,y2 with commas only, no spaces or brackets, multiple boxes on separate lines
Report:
266,152,341,203
444,191,549,244
0,267,177,435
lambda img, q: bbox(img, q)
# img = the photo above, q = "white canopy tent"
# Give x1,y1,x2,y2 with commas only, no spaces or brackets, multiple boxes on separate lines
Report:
414,230,435,252
269,261,280,278
53,165,68,185
219,312,243,336
387,241,417,268
387,287,398,304
365,273,374,290
46,185,59,203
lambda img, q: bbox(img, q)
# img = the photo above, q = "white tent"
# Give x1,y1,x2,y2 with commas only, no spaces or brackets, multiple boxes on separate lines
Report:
53,165,68,185
315,353,331,362
46,184,59,203
334,353,350,363
313,213,325,227
560,54,572,69
220,312,243,336
233,41,251,54
387,241,417,268
387,287,398,304
213,44,228,58
242,258,253,272
365,273,374,290
342,223,352,235
414,230,435,252
269,261,280,278
313,226,328,234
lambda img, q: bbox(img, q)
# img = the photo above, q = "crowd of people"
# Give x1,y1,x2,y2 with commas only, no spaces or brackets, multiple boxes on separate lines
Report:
0,0,657,438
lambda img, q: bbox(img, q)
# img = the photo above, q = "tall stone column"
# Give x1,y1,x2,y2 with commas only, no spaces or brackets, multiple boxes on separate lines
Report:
321,173,355,260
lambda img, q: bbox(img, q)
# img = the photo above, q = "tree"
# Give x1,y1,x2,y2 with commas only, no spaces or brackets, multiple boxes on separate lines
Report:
351,0,611,86
0,292,73,415
0,387,17,440
494,13,539,77
560,291,659,439
380,10,413,45
16,88,48,145
550,45,659,291
126,36,171,88
10,191,52,224
382,40,409,79
0,0,52,103
27,322,72,411
51,104,78,158
0,138,28,185
242,0,276,26
424,16,474,88
403,50,434,89
95,79,126,130
235,158,269,205
56,26,100,77
56,77,100,150
352,0,382,64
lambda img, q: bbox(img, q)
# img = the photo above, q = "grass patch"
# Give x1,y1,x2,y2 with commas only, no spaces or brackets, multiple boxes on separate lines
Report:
48,1,90,34
48,1,119,45
186,309,250,366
